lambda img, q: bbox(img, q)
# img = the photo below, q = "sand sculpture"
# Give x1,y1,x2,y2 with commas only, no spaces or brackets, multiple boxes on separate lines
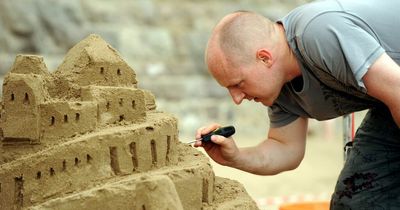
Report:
0,34,258,210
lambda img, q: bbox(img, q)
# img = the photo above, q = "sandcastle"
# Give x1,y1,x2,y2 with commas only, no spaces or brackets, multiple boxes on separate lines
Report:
0,34,258,210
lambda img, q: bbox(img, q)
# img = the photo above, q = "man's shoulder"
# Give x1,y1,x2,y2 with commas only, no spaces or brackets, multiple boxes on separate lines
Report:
281,0,344,35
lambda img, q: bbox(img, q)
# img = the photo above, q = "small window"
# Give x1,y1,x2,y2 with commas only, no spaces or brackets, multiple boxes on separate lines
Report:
130,142,138,168
75,113,80,121
119,98,123,106
64,115,68,123
11,93,15,101
109,146,121,175
75,157,79,166
50,168,55,176
62,160,67,171
117,69,121,75
86,154,92,163
119,115,125,122
36,171,41,179
106,102,110,111
166,136,171,162
100,67,104,74
23,93,29,104
50,116,55,126
132,100,136,109
151,140,157,166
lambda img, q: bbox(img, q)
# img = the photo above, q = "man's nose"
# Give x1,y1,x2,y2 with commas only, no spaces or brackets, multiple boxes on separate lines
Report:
228,88,245,105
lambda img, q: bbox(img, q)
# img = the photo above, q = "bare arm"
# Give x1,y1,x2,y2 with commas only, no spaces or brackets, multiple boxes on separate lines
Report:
196,117,308,175
232,117,308,175
363,53,400,127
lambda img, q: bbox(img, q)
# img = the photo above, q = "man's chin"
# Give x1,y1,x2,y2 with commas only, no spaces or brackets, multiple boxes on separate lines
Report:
255,98,272,106
261,101,272,106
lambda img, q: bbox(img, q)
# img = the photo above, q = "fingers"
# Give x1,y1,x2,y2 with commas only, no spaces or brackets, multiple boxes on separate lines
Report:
210,135,236,149
195,123,221,139
201,135,226,151
200,135,231,149
193,126,239,166
194,123,221,148
193,140,202,147
210,134,225,145
205,135,239,166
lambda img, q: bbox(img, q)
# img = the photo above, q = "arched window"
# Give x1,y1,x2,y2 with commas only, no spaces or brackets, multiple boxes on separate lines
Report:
86,154,92,163
23,93,29,104
50,116,55,126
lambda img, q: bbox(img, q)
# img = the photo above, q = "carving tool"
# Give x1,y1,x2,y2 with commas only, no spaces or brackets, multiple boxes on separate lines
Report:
187,125,235,144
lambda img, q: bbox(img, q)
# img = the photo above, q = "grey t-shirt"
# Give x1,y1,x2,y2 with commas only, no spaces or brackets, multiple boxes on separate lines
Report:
269,0,400,128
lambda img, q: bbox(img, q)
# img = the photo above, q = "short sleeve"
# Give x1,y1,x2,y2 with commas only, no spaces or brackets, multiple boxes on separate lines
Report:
301,12,385,92
268,103,299,128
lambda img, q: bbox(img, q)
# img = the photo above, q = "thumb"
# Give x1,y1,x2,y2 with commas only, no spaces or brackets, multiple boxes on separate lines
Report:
210,135,227,145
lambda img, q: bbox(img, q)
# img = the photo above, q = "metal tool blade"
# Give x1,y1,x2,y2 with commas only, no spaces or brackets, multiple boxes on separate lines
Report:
187,139,201,144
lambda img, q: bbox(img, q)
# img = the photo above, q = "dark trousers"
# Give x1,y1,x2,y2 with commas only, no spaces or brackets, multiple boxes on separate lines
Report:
331,106,400,209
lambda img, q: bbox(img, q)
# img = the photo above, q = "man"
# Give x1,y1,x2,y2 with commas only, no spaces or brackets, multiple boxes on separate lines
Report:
195,0,400,209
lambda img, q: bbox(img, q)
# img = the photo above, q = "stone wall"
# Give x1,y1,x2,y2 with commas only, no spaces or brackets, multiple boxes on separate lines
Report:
0,0,310,137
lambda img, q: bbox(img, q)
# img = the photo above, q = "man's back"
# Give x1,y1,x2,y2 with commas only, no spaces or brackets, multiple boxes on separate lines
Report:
286,0,400,65
269,0,400,128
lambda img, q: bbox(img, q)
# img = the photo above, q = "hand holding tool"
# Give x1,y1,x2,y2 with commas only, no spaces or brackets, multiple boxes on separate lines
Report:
187,125,235,144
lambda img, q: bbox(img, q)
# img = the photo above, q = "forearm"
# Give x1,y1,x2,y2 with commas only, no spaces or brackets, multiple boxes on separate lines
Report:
228,138,305,175
362,53,400,128
388,104,400,127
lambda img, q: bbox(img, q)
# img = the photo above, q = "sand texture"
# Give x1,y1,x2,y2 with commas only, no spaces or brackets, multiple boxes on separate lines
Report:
0,34,258,210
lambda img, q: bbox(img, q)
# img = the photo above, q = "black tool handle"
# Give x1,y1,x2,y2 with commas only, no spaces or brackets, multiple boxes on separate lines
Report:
201,126,236,142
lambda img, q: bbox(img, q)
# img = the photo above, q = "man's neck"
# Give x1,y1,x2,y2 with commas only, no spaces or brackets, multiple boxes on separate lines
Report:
276,23,302,82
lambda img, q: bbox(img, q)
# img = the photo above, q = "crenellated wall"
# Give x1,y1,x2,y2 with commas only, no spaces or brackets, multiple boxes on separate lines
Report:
81,86,146,125
39,101,98,139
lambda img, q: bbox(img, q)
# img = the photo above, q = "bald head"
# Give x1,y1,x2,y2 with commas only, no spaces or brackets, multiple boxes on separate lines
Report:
206,11,278,69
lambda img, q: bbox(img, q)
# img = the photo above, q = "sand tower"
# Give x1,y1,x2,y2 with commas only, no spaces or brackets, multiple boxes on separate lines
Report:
0,34,258,210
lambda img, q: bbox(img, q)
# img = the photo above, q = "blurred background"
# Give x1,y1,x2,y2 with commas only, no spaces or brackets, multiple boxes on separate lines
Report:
0,0,366,209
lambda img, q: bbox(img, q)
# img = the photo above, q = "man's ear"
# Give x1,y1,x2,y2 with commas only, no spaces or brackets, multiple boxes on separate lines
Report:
256,49,273,68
